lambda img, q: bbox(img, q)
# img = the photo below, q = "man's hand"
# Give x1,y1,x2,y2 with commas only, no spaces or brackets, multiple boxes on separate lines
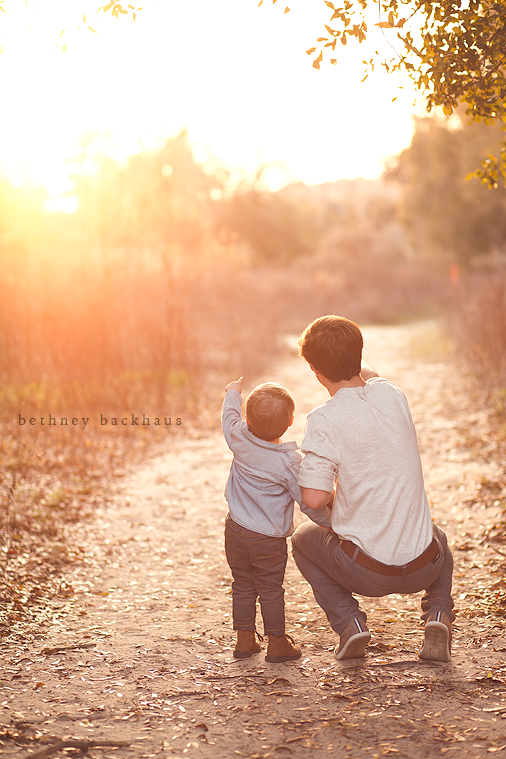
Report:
225,377,243,394
360,360,379,381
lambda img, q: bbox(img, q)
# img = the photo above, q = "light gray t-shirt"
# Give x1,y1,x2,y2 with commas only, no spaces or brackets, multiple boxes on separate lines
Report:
222,390,331,537
298,377,433,565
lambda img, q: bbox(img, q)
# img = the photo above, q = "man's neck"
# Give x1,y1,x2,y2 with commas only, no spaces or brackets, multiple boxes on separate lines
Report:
321,374,366,397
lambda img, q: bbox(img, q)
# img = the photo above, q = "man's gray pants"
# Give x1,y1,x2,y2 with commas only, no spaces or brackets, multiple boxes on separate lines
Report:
291,522,454,635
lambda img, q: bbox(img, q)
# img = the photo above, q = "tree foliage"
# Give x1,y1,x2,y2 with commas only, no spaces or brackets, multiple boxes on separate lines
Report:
388,113,506,266
70,130,222,260
308,0,506,186
219,186,323,265
93,0,506,188
5,1,506,186
68,131,321,265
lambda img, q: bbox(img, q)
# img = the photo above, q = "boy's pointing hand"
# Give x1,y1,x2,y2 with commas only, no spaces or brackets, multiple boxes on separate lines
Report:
225,377,243,394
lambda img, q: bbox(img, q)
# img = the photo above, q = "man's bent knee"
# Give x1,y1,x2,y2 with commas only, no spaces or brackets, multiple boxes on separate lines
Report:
291,521,321,553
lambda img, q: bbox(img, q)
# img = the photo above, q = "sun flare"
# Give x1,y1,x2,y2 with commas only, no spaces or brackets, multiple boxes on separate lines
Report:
0,0,419,200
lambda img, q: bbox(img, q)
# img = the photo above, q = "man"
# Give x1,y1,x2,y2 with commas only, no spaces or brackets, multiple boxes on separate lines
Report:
292,315,454,661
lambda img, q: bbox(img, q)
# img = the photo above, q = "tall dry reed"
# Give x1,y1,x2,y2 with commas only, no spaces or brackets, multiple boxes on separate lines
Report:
451,272,506,390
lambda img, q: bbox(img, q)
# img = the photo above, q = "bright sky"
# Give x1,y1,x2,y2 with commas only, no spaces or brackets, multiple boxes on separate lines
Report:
0,0,422,195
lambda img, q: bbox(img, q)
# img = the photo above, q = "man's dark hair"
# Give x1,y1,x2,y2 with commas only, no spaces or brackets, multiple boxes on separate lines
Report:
298,315,363,382
246,383,295,441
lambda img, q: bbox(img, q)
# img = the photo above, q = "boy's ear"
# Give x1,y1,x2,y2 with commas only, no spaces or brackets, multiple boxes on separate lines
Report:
289,415,294,427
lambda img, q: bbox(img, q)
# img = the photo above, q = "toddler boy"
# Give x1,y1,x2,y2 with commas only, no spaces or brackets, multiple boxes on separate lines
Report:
222,377,331,662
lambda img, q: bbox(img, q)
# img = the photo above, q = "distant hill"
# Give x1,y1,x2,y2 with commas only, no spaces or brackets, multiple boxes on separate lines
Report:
278,177,400,222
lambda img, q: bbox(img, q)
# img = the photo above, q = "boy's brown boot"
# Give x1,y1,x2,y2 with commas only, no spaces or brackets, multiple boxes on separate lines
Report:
265,633,301,663
233,630,263,659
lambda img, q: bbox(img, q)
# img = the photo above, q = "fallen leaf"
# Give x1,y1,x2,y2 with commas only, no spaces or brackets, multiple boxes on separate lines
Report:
285,735,308,744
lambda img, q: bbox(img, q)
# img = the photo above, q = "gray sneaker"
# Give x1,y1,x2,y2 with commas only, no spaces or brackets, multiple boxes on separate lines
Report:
335,619,371,660
418,611,452,662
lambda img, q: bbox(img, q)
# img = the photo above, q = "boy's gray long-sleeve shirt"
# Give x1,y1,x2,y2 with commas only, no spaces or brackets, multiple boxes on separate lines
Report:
222,389,331,537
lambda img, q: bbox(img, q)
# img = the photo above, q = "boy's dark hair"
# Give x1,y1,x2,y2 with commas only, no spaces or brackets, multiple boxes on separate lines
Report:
298,315,363,382
246,383,295,441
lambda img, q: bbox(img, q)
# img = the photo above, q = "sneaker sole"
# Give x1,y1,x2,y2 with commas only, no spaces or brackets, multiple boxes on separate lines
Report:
418,621,451,662
265,651,302,663
334,631,371,660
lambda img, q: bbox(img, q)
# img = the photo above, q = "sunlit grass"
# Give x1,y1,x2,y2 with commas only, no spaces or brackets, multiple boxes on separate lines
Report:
407,321,456,362
0,132,460,634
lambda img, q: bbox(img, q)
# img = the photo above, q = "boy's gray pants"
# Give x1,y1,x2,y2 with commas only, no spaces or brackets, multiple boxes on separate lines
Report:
225,515,287,636
291,522,454,635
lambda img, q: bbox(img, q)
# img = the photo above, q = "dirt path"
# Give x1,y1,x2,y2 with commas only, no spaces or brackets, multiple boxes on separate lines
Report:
2,321,506,759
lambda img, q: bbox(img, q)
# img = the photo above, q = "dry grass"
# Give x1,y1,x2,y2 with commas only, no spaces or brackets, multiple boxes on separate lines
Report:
451,273,506,386
0,251,451,621
0,252,288,625
275,249,451,331
0,144,457,620
450,272,506,455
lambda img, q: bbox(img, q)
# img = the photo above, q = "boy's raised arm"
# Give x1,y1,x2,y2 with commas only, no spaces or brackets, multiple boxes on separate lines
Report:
222,377,244,446
225,377,243,394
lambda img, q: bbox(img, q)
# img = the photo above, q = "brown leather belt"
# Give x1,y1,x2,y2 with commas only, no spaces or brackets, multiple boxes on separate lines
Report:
340,537,440,576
